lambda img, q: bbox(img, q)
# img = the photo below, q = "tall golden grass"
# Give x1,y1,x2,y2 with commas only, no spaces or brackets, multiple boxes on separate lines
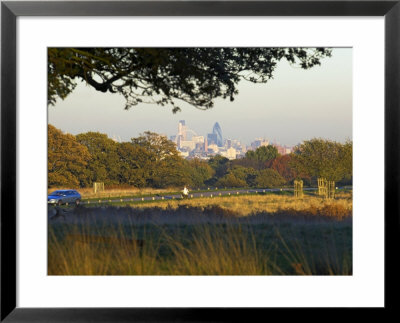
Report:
163,224,270,275
48,192,352,275
48,222,266,275
48,220,351,275
128,193,352,218
48,222,162,275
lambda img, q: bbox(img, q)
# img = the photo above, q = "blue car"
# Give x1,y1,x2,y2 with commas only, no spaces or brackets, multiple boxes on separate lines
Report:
48,189,81,206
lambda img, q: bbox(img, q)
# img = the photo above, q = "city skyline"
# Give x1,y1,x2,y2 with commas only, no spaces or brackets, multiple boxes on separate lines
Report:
49,119,308,149
169,119,293,160
49,119,294,162
48,48,352,147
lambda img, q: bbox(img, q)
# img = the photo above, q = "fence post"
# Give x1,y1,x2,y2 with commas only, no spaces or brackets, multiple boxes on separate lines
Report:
294,180,303,198
318,178,328,198
327,181,335,199
318,178,335,199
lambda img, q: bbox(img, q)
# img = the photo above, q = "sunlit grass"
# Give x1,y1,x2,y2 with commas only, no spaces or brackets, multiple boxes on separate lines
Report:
48,221,352,275
48,186,183,199
127,192,352,218
163,223,270,275
48,220,162,275
48,193,352,276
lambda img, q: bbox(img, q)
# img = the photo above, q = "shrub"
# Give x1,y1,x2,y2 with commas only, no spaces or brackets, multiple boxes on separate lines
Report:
216,173,247,188
254,168,286,188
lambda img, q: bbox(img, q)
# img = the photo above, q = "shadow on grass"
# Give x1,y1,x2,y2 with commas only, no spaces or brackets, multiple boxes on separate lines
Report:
48,204,352,276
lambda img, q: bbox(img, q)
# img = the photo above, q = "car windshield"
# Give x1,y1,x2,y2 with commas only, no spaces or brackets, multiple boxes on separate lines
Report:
50,191,65,196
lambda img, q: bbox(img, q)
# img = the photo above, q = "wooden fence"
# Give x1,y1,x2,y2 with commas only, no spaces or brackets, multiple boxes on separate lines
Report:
317,178,335,199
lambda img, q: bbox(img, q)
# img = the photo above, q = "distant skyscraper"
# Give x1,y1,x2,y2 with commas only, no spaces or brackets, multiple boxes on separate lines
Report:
177,120,187,149
178,120,187,141
212,122,223,147
207,133,217,145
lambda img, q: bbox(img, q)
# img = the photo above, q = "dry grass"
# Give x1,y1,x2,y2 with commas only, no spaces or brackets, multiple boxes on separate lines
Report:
48,186,181,199
127,193,352,218
48,223,161,275
48,217,351,275
48,192,352,275
48,221,269,275
165,224,270,275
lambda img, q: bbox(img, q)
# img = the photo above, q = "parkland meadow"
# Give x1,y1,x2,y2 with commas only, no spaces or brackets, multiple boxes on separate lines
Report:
48,191,352,275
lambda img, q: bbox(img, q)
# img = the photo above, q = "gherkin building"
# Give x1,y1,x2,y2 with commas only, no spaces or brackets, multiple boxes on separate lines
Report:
212,122,223,147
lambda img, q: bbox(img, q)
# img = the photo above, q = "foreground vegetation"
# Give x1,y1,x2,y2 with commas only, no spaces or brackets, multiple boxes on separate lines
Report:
48,193,352,275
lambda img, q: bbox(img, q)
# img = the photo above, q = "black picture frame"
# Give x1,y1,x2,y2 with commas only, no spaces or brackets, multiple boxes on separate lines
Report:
1,0,399,321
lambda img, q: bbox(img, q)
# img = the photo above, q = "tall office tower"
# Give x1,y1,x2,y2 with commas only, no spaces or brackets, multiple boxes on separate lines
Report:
207,133,217,145
177,120,187,149
212,122,223,147
178,120,187,141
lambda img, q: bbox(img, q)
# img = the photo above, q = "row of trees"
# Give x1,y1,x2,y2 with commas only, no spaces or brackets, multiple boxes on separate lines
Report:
48,124,352,189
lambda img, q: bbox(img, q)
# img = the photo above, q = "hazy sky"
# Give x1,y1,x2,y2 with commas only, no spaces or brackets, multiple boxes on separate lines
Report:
48,48,352,147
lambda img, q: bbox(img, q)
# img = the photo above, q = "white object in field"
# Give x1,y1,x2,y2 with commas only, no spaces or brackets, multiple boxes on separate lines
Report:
93,182,104,193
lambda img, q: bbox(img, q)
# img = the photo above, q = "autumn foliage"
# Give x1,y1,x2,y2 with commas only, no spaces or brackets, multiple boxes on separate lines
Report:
48,125,352,189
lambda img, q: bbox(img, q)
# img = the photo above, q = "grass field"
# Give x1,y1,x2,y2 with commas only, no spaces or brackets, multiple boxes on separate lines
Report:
48,186,182,199
126,191,352,217
48,185,334,200
48,192,352,275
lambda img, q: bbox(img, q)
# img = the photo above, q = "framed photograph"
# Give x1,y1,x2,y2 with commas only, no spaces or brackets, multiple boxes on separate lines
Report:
1,0,399,321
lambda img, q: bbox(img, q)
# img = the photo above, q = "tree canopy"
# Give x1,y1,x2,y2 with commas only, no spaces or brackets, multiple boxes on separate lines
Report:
254,168,286,188
75,132,120,185
48,47,331,112
48,125,91,187
134,132,189,188
267,154,300,183
291,138,352,182
216,166,258,188
245,145,279,163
